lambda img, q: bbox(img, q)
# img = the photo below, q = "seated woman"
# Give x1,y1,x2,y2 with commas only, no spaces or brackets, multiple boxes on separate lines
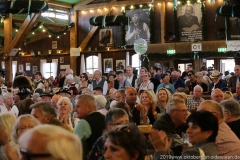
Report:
140,90,160,125
103,123,147,160
43,78,53,93
195,72,208,93
56,97,79,130
87,108,129,160
138,72,154,96
157,88,172,118
157,73,175,94
78,73,92,92
65,74,79,89
149,111,218,159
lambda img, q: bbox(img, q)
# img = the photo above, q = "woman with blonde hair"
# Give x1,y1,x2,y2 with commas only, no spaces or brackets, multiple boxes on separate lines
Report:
156,88,172,118
0,113,16,160
140,90,159,125
57,97,79,131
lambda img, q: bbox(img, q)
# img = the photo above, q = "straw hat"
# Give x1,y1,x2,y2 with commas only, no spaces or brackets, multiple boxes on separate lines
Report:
210,70,223,79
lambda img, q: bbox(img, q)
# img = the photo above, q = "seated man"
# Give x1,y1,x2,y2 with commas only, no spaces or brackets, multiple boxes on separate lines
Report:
198,100,240,156
170,71,185,90
220,99,240,139
209,70,227,91
114,71,131,89
153,99,188,156
30,102,70,130
18,125,82,160
211,89,224,103
74,94,105,159
187,85,204,111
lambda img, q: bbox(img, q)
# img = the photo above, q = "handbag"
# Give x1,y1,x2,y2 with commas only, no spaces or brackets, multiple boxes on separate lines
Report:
198,148,206,160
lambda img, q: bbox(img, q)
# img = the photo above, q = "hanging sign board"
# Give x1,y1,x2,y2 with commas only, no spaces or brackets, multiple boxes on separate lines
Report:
191,43,202,51
70,48,80,56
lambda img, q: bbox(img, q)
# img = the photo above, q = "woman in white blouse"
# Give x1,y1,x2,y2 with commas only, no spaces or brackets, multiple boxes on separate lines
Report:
138,72,154,96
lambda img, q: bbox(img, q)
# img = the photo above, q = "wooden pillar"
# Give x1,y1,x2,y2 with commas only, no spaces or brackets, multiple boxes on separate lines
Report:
4,14,12,82
70,10,78,75
160,2,166,43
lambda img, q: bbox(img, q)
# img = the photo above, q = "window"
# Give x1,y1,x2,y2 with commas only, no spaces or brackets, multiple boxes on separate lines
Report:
40,59,58,79
220,59,235,73
41,8,69,20
132,54,140,75
86,56,98,74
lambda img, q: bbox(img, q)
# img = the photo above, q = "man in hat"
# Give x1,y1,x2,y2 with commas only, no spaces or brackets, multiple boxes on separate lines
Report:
41,92,53,102
126,10,150,45
228,65,240,94
209,70,227,91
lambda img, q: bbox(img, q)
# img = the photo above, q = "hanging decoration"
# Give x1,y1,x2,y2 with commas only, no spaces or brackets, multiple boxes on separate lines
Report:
134,38,148,55
89,15,128,26
194,52,199,59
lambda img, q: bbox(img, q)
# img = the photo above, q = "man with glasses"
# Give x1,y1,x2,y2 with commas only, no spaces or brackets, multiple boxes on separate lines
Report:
198,100,240,156
228,65,240,94
18,125,82,160
153,98,188,156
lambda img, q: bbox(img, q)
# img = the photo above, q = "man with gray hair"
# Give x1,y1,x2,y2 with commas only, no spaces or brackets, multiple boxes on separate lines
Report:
92,70,108,95
153,98,188,156
81,87,93,95
126,65,138,87
18,125,82,160
211,88,224,103
198,100,240,156
0,93,19,117
74,94,105,159
30,102,69,130
187,85,204,110
220,99,240,138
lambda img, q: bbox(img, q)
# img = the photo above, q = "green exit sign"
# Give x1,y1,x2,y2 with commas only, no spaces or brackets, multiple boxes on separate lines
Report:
167,50,175,54
218,48,226,52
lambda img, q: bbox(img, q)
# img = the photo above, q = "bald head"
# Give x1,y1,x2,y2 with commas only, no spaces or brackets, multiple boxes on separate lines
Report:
51,94,62,109
171,71,179,82
198,100,224,123
65,69,73,76
211,89,224,103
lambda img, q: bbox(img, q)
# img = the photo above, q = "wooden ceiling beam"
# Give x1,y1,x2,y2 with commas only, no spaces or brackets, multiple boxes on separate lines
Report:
47,1,72,9
74,0,95,10
26,33,49,44
12,19,67,28
6,14,41,54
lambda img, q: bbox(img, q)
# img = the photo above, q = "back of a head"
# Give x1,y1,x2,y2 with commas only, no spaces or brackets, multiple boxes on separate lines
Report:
18,124,82,160
187,111,218,142
19,98,35,116
220,99,240,118
77,94,97,109
94,95,107,109
199,100,224,119
111,101,132,118
105,108,128,127
0,113,16,141
166,98,185,114
30,102,56,118
81,87,93,95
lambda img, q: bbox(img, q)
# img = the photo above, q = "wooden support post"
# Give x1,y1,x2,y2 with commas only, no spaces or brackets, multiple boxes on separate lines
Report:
160,2,166,43
70,10,78,75
6,13,40,54
4,14,13,82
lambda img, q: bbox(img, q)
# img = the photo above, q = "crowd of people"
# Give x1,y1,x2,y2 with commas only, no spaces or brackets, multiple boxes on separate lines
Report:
0,64,240,160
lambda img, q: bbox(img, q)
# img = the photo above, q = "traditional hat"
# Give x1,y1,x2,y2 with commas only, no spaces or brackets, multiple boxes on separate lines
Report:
210,70,223,79
40,92,53,98
17,87,32,95
56,87,71,95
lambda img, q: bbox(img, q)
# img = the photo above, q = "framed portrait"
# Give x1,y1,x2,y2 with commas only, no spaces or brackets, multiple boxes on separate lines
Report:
26,63,31,71
99,29,113,46
125,9,150,45
60,57,64,63
103,58,113,73
32,66,38,74
177,3,202,41
19,64,23,72
52,41,57,49
116,60,125,70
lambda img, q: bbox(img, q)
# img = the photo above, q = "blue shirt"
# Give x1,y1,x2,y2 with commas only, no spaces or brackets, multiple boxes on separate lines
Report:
157,83,175,94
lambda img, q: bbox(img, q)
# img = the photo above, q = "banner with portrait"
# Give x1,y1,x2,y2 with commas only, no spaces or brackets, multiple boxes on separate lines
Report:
126,9,150,45
177,3,202,42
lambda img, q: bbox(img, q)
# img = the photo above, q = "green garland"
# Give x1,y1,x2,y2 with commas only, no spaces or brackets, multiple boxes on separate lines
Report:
174,0,206,41
147,51,236,59
12,21,74,36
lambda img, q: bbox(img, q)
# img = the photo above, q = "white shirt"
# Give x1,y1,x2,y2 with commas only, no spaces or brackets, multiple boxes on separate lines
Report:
0,104,19,117
126,75,134,86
